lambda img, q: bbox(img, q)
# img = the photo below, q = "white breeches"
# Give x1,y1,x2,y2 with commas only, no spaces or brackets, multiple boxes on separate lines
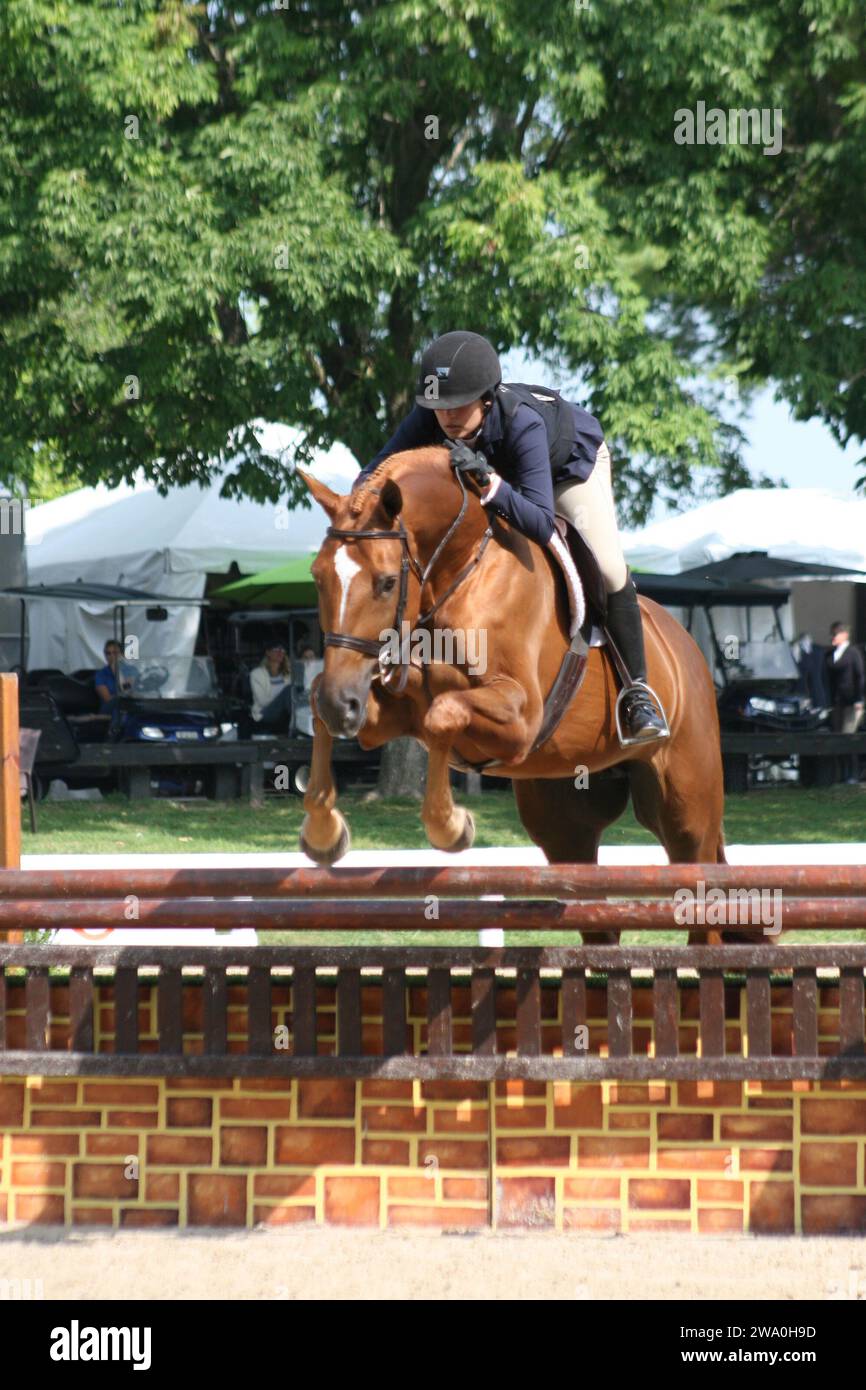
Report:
553,442,628,593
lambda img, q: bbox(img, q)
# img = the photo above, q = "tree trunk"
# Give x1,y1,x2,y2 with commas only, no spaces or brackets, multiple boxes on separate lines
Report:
376,737,427,797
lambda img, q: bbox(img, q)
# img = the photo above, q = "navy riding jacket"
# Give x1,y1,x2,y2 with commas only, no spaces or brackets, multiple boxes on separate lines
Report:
354,390,605,548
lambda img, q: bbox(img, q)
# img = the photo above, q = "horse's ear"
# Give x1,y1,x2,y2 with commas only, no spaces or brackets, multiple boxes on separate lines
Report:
379,478,403,522
297,468,339,519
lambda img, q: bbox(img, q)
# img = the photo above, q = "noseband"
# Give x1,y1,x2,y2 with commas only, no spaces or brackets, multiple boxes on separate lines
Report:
323,469,492,694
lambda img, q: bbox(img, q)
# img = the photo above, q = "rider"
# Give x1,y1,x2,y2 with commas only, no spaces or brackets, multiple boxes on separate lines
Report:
354,330,668,745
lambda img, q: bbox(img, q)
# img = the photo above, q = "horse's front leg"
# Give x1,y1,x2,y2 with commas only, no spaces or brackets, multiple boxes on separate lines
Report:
420,677,531,852
299,692,350,866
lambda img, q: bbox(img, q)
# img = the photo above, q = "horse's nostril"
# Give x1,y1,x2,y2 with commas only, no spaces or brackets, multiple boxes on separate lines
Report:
343,694,361,721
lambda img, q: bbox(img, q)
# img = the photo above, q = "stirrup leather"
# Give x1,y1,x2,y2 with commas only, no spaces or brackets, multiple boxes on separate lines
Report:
614,680,671,748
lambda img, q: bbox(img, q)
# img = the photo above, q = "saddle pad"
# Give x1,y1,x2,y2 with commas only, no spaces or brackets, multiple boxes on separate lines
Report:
547,524,586,637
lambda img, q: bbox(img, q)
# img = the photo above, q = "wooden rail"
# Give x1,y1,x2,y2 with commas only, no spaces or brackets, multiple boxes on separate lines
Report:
2,944,865,1080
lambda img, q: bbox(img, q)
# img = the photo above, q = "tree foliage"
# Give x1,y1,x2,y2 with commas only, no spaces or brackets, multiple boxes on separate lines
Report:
1,0,863,521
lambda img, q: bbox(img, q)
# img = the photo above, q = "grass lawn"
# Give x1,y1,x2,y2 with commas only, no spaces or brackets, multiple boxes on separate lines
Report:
17,785,866,947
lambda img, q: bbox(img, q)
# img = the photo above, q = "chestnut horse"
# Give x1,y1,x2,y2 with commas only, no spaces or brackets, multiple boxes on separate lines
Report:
299,447,728,940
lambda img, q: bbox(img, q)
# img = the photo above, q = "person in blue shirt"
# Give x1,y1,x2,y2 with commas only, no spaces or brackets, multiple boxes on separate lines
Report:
353,331,668,745
94,639,134,736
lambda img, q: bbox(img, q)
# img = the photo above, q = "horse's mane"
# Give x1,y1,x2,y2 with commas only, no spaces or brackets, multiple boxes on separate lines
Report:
349,446,449,516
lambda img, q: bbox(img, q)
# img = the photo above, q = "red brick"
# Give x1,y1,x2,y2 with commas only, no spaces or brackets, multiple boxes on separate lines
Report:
494,1104,546,1130
362,1080,415,1100
608,1111,650,1131
86,1135,138,1157
497,1136,570,1166
9,1162,66,1188
234,1080,292,1093
147,1135,213,1165
254,1205,316,1225
12,1194,65,1223
11,1134,79,1156
28,1081,78,1104
220,1126,267,1166
29,1109,101,1127
166,1078,234,1091
563,1207,620,1231
387,1205,486,1228
82,1083,159,1105
145,1173,180,1202
167,1097,213,1127
220,1098,290,1120
275,1126,355,1165
629,1178,690,1210
697,1179,744,1202
363,1104,426,1133
254,1174,316,1198
719,1115,793,1141
105,1110,159,1129
362,1139,410,1166
801,1099,866,1135
431,1105,487,1133
749,1181,795,1233
800,1142,858,1186
563,1177,621,1200
418,1139,488,1170
802,1195,866,1234
698,1208,744,1233
0,1195,6,1221
495,1080,546,1099
443,1177,487,1201
188,1174,247,1226
121,1209,179,1228
72,1207,114,1226
324,1176,380,1226
610,1083,670,1105
73,1163,137,1199
677,1081,742,1108
298,1079,356,1118
657,1148,730,1171
658,1114,713,1141
739,1148,793,1172
388,1175,435,1200
497,1176,555,1228
552,1083,603,1128
578,1137,649,1168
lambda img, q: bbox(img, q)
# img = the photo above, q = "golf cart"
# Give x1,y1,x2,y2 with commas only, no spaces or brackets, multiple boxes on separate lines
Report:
635,572,824,791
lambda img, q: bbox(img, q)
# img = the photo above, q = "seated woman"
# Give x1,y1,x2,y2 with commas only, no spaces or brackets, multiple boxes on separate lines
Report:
93,639,134,736
249,642,294,734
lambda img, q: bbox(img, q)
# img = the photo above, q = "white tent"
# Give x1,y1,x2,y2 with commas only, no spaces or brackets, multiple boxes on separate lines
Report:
622,487,866,575
23,422,359,671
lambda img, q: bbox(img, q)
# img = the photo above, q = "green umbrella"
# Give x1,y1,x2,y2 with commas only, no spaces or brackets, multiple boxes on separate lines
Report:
212,555,317,607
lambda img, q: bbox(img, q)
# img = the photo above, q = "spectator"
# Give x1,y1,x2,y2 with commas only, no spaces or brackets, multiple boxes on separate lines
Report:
824,622,865,784
793,632,830,709
250,643,293,733
94,639,134,736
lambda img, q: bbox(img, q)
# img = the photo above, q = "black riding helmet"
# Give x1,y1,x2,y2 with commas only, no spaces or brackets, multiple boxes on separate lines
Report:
415,331,502,409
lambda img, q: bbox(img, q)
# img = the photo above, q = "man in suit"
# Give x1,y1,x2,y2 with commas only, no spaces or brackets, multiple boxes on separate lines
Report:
825,622,865,784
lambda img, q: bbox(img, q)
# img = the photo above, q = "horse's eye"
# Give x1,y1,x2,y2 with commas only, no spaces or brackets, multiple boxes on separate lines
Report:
377,574,398,597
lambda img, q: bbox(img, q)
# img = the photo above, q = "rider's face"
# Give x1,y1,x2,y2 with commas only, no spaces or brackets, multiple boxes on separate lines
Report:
434,398,488,439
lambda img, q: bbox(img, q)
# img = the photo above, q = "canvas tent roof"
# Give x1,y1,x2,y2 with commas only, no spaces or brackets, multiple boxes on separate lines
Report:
622,488,866,576
21,422,358,671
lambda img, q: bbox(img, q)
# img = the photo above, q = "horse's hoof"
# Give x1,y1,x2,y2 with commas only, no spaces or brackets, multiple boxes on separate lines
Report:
299,816,350,866
445,809,475,854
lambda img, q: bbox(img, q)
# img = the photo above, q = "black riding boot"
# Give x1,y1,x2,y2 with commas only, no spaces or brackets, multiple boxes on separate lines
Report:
605,573,670,745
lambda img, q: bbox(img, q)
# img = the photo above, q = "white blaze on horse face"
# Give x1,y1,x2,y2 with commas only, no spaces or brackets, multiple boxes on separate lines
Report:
333,545,362,629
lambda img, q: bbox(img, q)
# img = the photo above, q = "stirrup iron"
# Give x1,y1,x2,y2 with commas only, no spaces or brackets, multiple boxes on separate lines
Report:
614,680,671,748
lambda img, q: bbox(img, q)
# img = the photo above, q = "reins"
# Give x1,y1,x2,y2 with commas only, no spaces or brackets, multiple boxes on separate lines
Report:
323,468,493,693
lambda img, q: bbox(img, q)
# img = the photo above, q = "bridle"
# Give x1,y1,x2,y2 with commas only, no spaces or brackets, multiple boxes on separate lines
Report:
323,468,493,694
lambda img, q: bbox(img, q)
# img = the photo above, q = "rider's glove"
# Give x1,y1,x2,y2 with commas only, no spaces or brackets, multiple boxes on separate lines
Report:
448,438,493,489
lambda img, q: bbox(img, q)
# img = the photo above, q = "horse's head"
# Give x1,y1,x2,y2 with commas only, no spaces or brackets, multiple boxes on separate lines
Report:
301,449,455,737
